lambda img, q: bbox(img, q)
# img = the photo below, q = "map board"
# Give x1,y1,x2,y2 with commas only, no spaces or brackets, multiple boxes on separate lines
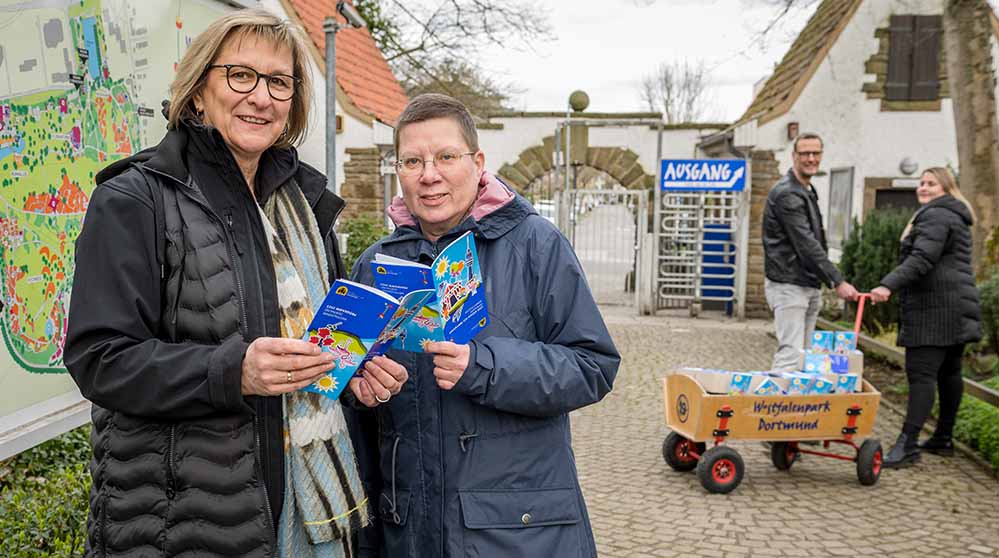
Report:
0,0,247,459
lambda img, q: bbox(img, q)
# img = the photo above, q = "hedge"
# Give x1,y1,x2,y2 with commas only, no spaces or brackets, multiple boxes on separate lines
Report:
0,426,90,557
838,209,913,332
338,214,390,273
952,375,999,472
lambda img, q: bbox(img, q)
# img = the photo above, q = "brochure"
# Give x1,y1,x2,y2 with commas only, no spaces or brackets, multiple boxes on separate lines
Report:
370,230,489,348
301,279,434,399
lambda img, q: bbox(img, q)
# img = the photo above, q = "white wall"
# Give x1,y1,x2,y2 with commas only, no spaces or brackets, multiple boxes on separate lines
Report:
747,0,957,241
478,115,722,181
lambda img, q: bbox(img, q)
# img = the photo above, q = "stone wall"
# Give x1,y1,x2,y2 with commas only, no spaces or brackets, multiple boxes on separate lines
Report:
340,147,386,221
746,150,780,319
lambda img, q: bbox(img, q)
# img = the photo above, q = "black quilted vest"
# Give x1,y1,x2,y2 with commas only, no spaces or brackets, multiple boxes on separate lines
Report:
87,174,274,557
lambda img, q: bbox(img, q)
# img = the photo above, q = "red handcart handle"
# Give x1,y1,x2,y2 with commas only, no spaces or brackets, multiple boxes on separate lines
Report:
853,293,871,336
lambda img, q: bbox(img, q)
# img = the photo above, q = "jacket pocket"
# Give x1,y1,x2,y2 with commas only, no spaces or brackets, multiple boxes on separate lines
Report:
459,487,584,558
379,488,414,557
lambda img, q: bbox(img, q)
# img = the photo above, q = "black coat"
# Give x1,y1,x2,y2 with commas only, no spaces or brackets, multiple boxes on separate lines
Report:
762,169,843,289
880,195,982,347
65,123,348,557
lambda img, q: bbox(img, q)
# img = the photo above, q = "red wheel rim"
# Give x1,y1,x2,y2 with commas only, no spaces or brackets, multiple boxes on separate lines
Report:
872,450,883,475
712,458,736,483
675,440,696,463
786,447,796,462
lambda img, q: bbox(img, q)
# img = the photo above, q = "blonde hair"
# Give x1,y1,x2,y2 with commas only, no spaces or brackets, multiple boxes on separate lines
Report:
924,167,976,223
167,8,313,149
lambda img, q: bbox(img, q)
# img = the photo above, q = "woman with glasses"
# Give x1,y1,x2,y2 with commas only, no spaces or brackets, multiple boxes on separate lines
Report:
349,94,621,557
871,167,981,468
65,9,404,557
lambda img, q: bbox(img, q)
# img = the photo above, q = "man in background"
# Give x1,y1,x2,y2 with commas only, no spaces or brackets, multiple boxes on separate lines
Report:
762,132,859,371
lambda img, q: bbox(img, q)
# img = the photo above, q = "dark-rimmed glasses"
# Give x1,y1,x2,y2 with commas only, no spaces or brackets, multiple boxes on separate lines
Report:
395,151,476,177
205,64,300,101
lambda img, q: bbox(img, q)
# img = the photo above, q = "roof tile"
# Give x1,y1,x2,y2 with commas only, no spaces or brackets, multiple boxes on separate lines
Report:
286,0,408,124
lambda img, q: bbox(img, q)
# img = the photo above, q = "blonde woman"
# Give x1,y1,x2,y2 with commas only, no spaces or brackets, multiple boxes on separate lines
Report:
871,167,982,468
66,9,402,557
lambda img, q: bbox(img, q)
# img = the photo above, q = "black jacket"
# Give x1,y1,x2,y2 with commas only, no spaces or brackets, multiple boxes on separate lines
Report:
880,195,982,347
65,123,347,557
762,169,843,289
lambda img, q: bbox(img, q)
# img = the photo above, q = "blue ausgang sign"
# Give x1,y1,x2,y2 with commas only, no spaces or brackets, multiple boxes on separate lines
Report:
660,159,747,191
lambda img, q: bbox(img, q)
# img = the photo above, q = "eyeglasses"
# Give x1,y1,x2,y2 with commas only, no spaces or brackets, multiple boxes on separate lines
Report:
205,64,300,101
395,151,476,177
796,150,823,159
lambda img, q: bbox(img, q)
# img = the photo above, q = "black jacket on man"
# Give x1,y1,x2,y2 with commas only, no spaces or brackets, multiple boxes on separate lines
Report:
880,195,982,347
762,168,843,289
65,122,347,557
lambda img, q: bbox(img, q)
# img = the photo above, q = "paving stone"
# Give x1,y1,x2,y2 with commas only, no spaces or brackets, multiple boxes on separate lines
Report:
571,307,999,557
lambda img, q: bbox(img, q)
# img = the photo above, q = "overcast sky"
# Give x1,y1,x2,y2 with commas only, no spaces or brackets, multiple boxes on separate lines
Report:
477,0,999,122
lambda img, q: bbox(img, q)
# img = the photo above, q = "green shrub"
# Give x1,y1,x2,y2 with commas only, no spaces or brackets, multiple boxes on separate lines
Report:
0,427,91,557
839,209,914,333
979,273,999,356
952,375,999,472
338,214,390,273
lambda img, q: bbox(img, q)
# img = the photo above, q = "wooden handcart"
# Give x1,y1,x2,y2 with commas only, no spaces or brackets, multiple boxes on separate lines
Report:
661,294,883,494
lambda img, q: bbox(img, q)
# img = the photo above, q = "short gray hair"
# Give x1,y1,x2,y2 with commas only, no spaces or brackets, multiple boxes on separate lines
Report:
394,94,479,153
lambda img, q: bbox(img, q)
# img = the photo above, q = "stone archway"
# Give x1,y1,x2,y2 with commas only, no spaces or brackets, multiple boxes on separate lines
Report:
496,139,656,194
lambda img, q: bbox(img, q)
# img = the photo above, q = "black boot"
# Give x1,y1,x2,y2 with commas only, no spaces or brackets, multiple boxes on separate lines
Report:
918,435,955,456
883,432,921,469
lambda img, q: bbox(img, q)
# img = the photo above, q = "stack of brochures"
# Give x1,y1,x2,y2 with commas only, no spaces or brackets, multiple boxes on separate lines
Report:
301,231,489,399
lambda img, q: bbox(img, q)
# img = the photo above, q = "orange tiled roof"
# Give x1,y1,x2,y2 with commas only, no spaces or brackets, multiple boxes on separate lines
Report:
286,0,408,124
738,0,862,126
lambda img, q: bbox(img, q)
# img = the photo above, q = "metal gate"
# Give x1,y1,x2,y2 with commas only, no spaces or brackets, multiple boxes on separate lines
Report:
558,189,648,307
654,165,751,318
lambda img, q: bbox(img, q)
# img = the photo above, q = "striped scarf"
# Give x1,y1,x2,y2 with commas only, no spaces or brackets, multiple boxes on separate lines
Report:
259,180,368,558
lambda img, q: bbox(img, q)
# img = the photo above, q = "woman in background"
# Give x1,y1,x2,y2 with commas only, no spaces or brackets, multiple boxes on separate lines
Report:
871,167,981,469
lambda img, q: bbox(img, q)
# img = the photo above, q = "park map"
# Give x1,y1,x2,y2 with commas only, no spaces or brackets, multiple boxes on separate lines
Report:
0,0,227,374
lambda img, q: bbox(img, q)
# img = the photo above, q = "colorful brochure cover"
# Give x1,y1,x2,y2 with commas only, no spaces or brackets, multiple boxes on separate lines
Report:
302,279,434,399
371,230,489,347
834,331,858,353
809,331,835,352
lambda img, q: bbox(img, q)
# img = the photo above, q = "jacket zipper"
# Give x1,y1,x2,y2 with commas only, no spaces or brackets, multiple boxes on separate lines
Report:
254,413,277,542
166,425,177,500
432,239,447,558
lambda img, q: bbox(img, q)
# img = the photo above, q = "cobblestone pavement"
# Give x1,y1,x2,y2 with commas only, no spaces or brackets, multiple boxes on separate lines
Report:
572,307,999,558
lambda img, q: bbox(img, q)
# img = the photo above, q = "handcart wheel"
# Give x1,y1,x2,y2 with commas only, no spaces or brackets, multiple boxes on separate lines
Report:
662,432,705,472
770,441,799,471
857,439,883,486
696,446,744,494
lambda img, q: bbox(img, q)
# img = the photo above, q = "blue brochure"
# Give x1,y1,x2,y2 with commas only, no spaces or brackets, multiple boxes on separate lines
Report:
302,279,433,399
371,230,489,347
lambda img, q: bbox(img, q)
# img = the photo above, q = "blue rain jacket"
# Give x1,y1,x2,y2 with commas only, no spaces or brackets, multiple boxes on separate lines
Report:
350,182,620,558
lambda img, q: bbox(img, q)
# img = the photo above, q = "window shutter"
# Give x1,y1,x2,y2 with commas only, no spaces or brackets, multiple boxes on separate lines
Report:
910,15,942,101
886,15,915,101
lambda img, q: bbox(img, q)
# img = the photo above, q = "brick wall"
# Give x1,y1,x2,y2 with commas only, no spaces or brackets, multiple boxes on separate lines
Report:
746,150,779,319
340,147,386,220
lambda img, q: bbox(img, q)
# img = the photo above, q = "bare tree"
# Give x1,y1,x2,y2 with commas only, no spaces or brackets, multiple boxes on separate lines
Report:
639,59,716,124
405,59,521,120
354,0,552,117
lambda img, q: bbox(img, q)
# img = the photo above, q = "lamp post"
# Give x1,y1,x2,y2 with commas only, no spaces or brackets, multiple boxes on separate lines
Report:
323,1,365,196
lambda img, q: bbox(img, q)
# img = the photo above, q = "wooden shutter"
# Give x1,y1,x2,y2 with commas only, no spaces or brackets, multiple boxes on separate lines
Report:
886,15,915,101
910,15,942,101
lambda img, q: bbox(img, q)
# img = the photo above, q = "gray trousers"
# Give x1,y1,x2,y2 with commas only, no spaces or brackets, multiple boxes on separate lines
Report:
765,279,822,372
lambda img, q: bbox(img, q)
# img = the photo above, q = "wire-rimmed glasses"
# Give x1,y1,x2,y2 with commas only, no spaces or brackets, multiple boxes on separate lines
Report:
395,151,476,177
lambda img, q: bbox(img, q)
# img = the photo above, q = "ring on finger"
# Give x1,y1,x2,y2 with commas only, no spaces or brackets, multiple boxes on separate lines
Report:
287,370,294,384
374,393,391,404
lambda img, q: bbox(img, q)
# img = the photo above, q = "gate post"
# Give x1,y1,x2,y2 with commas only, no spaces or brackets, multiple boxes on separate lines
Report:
735,157,752,320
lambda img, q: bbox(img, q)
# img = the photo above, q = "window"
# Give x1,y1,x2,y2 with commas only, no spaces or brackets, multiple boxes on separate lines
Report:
827,168,854,249
886,15,942,101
